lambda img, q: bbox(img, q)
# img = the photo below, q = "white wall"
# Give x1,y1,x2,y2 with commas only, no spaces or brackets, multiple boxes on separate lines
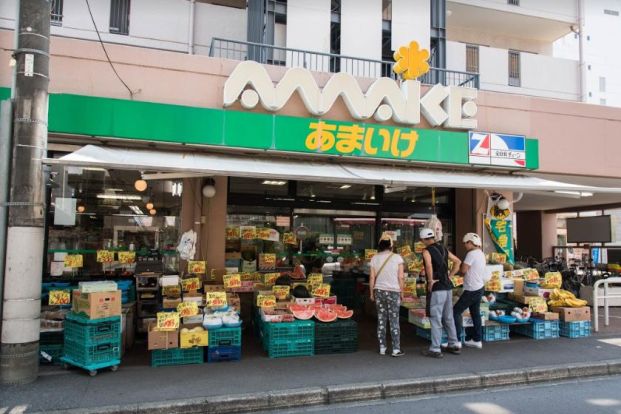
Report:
446,40,466,72
341,0,382,77
448,0,577,23
0,0,17,29
194,3,247,56
130,0,189,43
479,46,509,90
286,0,330,53
391,0,430,52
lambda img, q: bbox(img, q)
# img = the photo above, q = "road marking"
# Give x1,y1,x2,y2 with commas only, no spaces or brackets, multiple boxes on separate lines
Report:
598,338,621,347
464,402,514,414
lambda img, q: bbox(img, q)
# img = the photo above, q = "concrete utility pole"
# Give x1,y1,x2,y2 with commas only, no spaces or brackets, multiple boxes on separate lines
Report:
1,0,50,385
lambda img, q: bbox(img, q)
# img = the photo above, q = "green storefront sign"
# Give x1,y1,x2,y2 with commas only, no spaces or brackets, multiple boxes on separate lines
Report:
0,88,539,169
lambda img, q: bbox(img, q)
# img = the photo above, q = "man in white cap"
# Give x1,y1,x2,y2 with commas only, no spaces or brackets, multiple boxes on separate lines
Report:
420,228,462,358
453,233,487,349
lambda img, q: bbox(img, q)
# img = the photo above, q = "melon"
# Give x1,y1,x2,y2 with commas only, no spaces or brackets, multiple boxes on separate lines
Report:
336,309,354,319
315,308,338,323
292,309,315,320
289,304,308,313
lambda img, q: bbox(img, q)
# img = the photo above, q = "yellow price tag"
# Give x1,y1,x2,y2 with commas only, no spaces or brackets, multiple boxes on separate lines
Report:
272,285,291,300
283,232,297,245
188,261,206,274
156,312,179,331
257,294,277,308
182,277,201,292
49,290,70,305
365,249,378,260
162,285,181,297
226,227,240,239
223,273,242,289
403,279,417,296
177,301,199,317
118,251,136,264
312,283,331,299
206,292,228,308
263,273,280,286
307,273,323,288
399,245,412,257
96,250,114,263
64,254,83,268
259,253,276,270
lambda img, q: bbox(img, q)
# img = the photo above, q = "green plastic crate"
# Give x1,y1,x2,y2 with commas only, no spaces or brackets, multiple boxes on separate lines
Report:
208,327,242,347
262,320,315,346
315,319,358,341
151,347,203,367
40,343,63,363
63,340,120,365
64,313,121,346
266,338,314,358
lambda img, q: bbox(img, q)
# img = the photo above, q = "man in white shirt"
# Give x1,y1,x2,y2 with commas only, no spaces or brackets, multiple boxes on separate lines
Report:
453,233,487,349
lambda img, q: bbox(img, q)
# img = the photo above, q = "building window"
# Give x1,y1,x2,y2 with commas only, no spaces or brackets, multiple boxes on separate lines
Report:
600,98,607,105
330,0,341,73
604,9,620,16
599,76,606,92
466,45,479,73
109,0,131,35
508,50,520,87
51,0,63,26
381,0,393,77
508,0,519,5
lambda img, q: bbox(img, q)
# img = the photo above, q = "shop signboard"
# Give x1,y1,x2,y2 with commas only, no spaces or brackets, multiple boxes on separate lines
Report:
469,132,527,168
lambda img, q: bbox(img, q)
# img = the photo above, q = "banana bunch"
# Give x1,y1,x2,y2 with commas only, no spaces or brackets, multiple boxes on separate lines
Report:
548,289,588,307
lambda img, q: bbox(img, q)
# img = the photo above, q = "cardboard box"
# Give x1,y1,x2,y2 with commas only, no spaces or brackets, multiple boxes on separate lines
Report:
180,326,208,348
532,312,559,321
551,306,591,322
210,268,228,283
148,323,179,350
513,279,525,296
162,298,182,309
203,284,226,293
160,275,180,287
72,290,121,319
183,294,203,307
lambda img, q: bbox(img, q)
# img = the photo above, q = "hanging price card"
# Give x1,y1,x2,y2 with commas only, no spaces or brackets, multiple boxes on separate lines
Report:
312,284,331,299
257,294,277,308
259,253,276,270
49,290,70,306
240,226,257,240
156,312,180,331
96,250,114,263
262,272,280,286
177,301,199,317
223,273,242,289
272,285,290,300
182,277,201,292
399,245,412,257
64,254,83,268
364,249,378,260
307,273,323,288
283,232,297,245
188,261,206,274
206,291,228,308
118,251,136,264
162,285,181,297
226,227,240,239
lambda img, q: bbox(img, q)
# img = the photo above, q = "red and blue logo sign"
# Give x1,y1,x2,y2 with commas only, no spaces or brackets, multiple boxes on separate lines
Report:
469,132,526,168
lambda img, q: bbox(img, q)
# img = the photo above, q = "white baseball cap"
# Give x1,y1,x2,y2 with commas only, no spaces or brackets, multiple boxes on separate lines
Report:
463,232,482,247
419,228,435,240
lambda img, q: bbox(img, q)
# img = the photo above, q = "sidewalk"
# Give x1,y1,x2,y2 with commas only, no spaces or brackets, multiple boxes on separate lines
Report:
2,314,621,413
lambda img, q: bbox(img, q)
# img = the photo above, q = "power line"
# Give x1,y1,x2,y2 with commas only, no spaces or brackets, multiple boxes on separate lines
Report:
84,0,136,98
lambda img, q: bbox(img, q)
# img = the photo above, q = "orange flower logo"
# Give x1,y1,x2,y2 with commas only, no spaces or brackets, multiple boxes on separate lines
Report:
393,41,430,80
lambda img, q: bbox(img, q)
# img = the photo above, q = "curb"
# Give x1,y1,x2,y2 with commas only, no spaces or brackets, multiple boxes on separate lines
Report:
40,359,621,414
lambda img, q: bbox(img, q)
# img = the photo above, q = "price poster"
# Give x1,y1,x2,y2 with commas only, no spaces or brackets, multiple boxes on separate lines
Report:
206,291,227,308
240,226,257,240
64,254,83,268
96,250,114,263
226,227,240,239
182,277,201,292
283,233,297,245
259,253,276,270
223,273,242,289
364,249,377,260
177,301,199,317
188,260,206,274
307,273,323,288
118,251,136,264
272,285,290,300
49,290,70,305
156,312,180,331
262,272,280,286
257,294,277,308
257,228,272,241
312,283,331,298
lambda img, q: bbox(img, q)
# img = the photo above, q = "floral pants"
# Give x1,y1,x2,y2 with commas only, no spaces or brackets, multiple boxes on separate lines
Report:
375,289,401,350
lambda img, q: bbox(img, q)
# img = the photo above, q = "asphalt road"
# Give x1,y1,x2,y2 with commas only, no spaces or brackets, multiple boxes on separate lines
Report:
267,375,621,414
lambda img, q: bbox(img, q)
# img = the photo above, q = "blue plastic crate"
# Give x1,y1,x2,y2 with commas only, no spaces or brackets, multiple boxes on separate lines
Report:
482,324,510,342
151,348,203,367
512,319,559,340
560,320,591,338
207,346,241,362
64,313,121,346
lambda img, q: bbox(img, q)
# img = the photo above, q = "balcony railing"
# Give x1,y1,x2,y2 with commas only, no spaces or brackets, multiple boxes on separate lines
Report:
210,38,479,89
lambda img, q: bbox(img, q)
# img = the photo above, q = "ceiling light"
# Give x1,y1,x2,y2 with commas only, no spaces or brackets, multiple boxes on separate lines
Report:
262,180,287,186
97,194,142,201
339,185,351,189
77,205,85,213
149,209,157,215
370,195,376,200
134,179,148,192
146,202,154,210
172,182,183,197
129,205,144,215
554,191,594,197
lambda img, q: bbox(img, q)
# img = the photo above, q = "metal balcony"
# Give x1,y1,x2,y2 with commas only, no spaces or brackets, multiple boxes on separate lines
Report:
210,38,480,89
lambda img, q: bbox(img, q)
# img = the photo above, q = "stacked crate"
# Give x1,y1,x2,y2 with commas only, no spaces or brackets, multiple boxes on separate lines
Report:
314,319,358,354
260,320,315,358
207,326,242,362
512,319,560,340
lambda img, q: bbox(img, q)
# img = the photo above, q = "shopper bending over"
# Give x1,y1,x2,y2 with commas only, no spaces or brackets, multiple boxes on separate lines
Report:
420,228,462,358
370,236,405,357
453,233,487,349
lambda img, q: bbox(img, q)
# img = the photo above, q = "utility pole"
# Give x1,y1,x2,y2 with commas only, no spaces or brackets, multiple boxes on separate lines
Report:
1,0,50,385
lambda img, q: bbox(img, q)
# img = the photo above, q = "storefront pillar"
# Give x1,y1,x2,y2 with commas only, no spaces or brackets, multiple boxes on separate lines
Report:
202,176,227,271
455,189,477,258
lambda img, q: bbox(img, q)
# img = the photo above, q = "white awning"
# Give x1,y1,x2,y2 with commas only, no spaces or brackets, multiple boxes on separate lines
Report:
45,145,621,194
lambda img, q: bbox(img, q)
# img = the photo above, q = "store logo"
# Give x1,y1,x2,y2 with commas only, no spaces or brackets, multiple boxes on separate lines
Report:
223,42,477,129
469,132,526,168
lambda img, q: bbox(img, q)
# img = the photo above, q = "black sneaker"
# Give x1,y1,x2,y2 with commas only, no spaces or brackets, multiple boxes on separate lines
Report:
444,346,461,355
422,349,444,359
391,350,405,357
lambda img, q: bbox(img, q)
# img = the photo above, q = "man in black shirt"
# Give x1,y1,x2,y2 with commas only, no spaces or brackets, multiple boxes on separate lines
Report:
420,228,462,358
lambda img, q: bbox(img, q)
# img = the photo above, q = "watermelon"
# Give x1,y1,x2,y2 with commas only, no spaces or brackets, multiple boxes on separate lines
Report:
336,309,354,319
289,304,308,313
315,308,338,323
292,309,315,320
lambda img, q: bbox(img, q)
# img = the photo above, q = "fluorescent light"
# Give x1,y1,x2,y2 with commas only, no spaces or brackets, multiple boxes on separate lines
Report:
97,194,142,201
554,191,594,197
339,185,351,189
129,205,144,215
262,180,287,186
105,188,124,192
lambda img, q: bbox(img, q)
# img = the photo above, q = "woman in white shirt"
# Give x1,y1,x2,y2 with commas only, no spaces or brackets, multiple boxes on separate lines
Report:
369,236,405,357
